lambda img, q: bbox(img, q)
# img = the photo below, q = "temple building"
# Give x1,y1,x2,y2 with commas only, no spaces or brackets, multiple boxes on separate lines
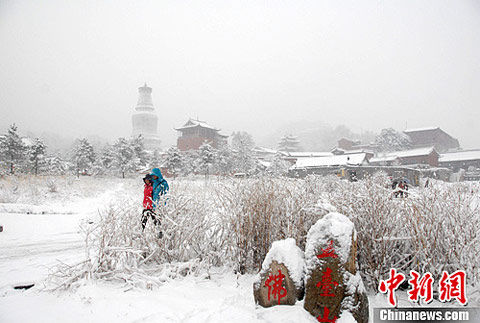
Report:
175,118,228,151
131,83,161,150
403,127,460,153
278,134,301,152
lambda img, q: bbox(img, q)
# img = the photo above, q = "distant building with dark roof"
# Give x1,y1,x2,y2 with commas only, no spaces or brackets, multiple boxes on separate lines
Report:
175,118,228,151
336,138,377,154
439,150,480,171
370,146,439,167
290,153,369,170
403,127,459,153
337,138,361,151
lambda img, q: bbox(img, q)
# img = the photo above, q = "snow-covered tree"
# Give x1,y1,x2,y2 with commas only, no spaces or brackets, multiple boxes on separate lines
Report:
45,154,66,175
131,135,147,167
214,145,234,175
112,138,137,178
231,131,255,151
28,138,47,175
278,134,301,152
182,150,199,175
72,138,96,176
0,124,26,174
164,146,183,179
231,131,256,174
375,128,412,152
267,153,291,176
151,149,161,168
198,142,216,177
92,144,115,175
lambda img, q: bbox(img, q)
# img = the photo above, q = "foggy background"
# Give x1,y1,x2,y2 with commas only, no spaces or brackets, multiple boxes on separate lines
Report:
1,0,479,152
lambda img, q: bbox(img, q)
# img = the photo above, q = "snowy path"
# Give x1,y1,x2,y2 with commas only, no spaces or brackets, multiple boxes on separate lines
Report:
0,185,120,290
0,212,86,289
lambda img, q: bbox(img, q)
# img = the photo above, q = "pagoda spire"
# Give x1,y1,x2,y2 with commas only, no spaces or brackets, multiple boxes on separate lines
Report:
135,83,154,112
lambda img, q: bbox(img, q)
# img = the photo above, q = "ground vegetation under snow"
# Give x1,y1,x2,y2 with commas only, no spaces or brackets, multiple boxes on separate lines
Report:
1,174,480,322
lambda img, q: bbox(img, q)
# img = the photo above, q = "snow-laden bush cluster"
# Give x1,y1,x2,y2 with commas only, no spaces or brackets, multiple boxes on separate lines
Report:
50,175,480,292
318,173,480,290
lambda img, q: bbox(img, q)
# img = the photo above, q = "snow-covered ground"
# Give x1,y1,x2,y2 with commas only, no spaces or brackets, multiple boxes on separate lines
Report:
0,196,316,322
0,177,478,323
0,180,319,322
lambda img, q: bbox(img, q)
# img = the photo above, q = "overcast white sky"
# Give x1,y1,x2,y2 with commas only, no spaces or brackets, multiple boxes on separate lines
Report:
1,0,479,148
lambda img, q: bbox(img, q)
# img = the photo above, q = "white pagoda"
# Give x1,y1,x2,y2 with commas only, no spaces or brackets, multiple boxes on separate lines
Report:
131,83,161,150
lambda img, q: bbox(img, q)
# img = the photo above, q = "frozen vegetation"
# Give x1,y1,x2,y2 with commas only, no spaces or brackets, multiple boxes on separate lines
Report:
1,174,480,322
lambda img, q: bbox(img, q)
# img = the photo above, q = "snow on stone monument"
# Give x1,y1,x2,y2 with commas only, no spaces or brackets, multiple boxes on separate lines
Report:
253,238,305,307
304,213,368,323
131,83,162,150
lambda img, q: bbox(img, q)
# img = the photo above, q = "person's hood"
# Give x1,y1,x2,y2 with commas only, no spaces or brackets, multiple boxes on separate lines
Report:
150,168,164,180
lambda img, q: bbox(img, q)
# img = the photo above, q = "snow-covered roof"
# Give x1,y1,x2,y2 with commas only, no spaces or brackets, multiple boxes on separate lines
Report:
369,155,400,163
375,147,436,159
175,118,220,131
283,151,333,158
292,153,367,169
439,150,480,163
404,126,439,133
254,146,278,154
332,147,374,155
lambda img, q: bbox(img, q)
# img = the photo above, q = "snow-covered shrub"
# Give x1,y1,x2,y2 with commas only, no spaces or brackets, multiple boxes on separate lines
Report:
325,174,480,290
50,175,480,292
323,173,413,289
0,177,19,203
405,182,480,282
215,176,322,274
55,179,231,289
46,178,58,193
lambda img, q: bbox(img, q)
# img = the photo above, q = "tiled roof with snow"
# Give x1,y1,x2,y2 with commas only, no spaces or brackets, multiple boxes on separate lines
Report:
254,147,278,154
439,150,480,163
338,148,375,155
374,147,436,159
284,151,333,158
369,155,400,163
175,119,220,131
292,153,367,169
404,126,439,133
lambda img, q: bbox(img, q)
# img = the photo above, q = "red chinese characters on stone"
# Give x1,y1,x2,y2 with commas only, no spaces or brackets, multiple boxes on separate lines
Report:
408,270,434,304
317,307,338,323
265,269,287,305
317,240,338,259
314,242,339,323
379,268,406,307
316,267,339,297
439,270,467,305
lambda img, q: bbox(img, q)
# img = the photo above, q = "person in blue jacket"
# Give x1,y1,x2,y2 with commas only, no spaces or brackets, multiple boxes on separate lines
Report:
150,168,169,209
